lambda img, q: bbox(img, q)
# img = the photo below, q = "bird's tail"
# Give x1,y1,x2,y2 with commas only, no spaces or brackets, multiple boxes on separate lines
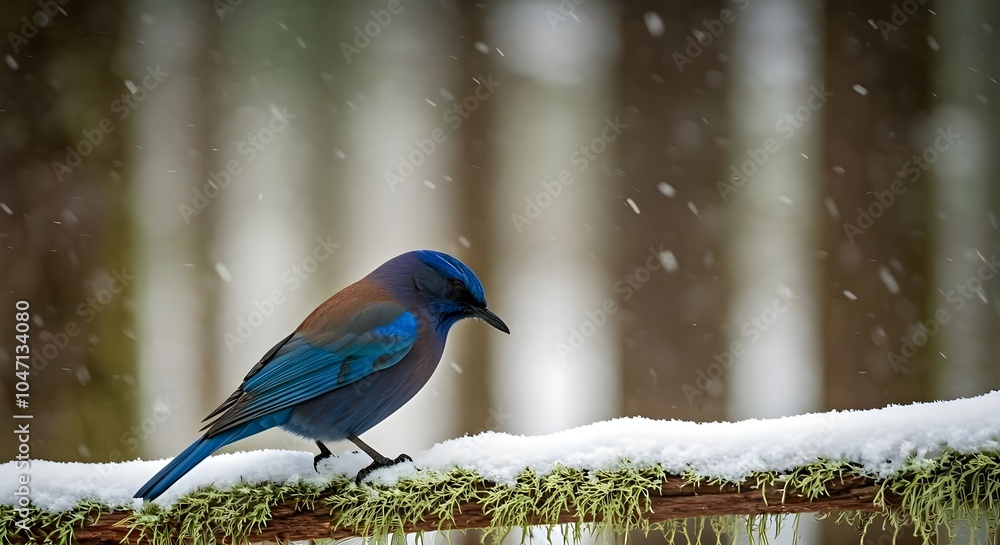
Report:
134,419,272,501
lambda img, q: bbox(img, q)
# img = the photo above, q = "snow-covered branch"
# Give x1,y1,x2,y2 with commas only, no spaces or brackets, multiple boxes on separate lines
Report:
3,391,999,545
20,472,892,544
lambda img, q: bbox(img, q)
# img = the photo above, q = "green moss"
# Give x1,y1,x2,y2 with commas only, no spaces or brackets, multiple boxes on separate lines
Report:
3,449,999,545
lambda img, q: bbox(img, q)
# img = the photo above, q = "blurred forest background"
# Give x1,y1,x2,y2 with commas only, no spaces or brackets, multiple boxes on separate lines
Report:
2,0,999,544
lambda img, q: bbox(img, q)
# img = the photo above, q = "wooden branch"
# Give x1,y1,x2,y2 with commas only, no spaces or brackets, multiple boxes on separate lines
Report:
18,473,896,545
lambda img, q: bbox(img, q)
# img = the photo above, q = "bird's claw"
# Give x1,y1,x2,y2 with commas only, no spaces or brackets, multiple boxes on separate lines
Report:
314,441,333,472
354,453,413,485
313,453,330,472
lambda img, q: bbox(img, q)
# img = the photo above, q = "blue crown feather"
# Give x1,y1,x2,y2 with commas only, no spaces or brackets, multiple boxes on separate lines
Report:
415,250,486,302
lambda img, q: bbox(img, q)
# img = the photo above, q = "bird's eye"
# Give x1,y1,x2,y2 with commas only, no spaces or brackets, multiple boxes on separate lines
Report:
449,279,467,298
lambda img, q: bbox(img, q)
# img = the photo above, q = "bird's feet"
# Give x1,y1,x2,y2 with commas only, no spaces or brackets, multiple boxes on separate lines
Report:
313,441,333,472
355,453,412,485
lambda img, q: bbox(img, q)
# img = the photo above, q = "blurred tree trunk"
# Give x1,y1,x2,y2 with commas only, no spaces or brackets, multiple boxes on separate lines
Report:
127,0,229,458
987,2,1000,391
930,0,1000,399
334,2,467,455
617,0,728,423
820,2,933,545
188,0,224,420
452,2,497,441
0,0,134,462
487,2,620,438
205,3,349,455
820,2,934,410
306,4,349,285
726,0,827,540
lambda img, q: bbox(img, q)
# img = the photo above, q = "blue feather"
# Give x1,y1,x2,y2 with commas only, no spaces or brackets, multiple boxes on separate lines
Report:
414,250,486,302
134,410,291,501
202,306,417,437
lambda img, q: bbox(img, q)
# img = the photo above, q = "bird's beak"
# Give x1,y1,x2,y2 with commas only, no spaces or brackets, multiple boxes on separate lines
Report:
471,306,510,334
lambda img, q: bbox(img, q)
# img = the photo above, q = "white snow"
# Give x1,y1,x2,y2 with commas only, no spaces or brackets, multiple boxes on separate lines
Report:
879,266,900,294
214,262,232,283
658,251,679,273
643,12,665,37
3,391,999,512
657,182,676,197
824,197,839,218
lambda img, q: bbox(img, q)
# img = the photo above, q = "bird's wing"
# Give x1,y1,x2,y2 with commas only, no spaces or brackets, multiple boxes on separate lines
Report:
202,301,418,437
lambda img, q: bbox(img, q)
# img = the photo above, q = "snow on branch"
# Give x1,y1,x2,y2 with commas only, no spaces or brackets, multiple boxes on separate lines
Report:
3,392,1000,545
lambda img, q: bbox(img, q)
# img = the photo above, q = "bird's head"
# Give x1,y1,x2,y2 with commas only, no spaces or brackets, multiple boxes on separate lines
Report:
370,250,509,336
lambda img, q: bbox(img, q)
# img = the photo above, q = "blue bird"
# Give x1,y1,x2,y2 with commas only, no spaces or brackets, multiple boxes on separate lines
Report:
135,250,508,501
